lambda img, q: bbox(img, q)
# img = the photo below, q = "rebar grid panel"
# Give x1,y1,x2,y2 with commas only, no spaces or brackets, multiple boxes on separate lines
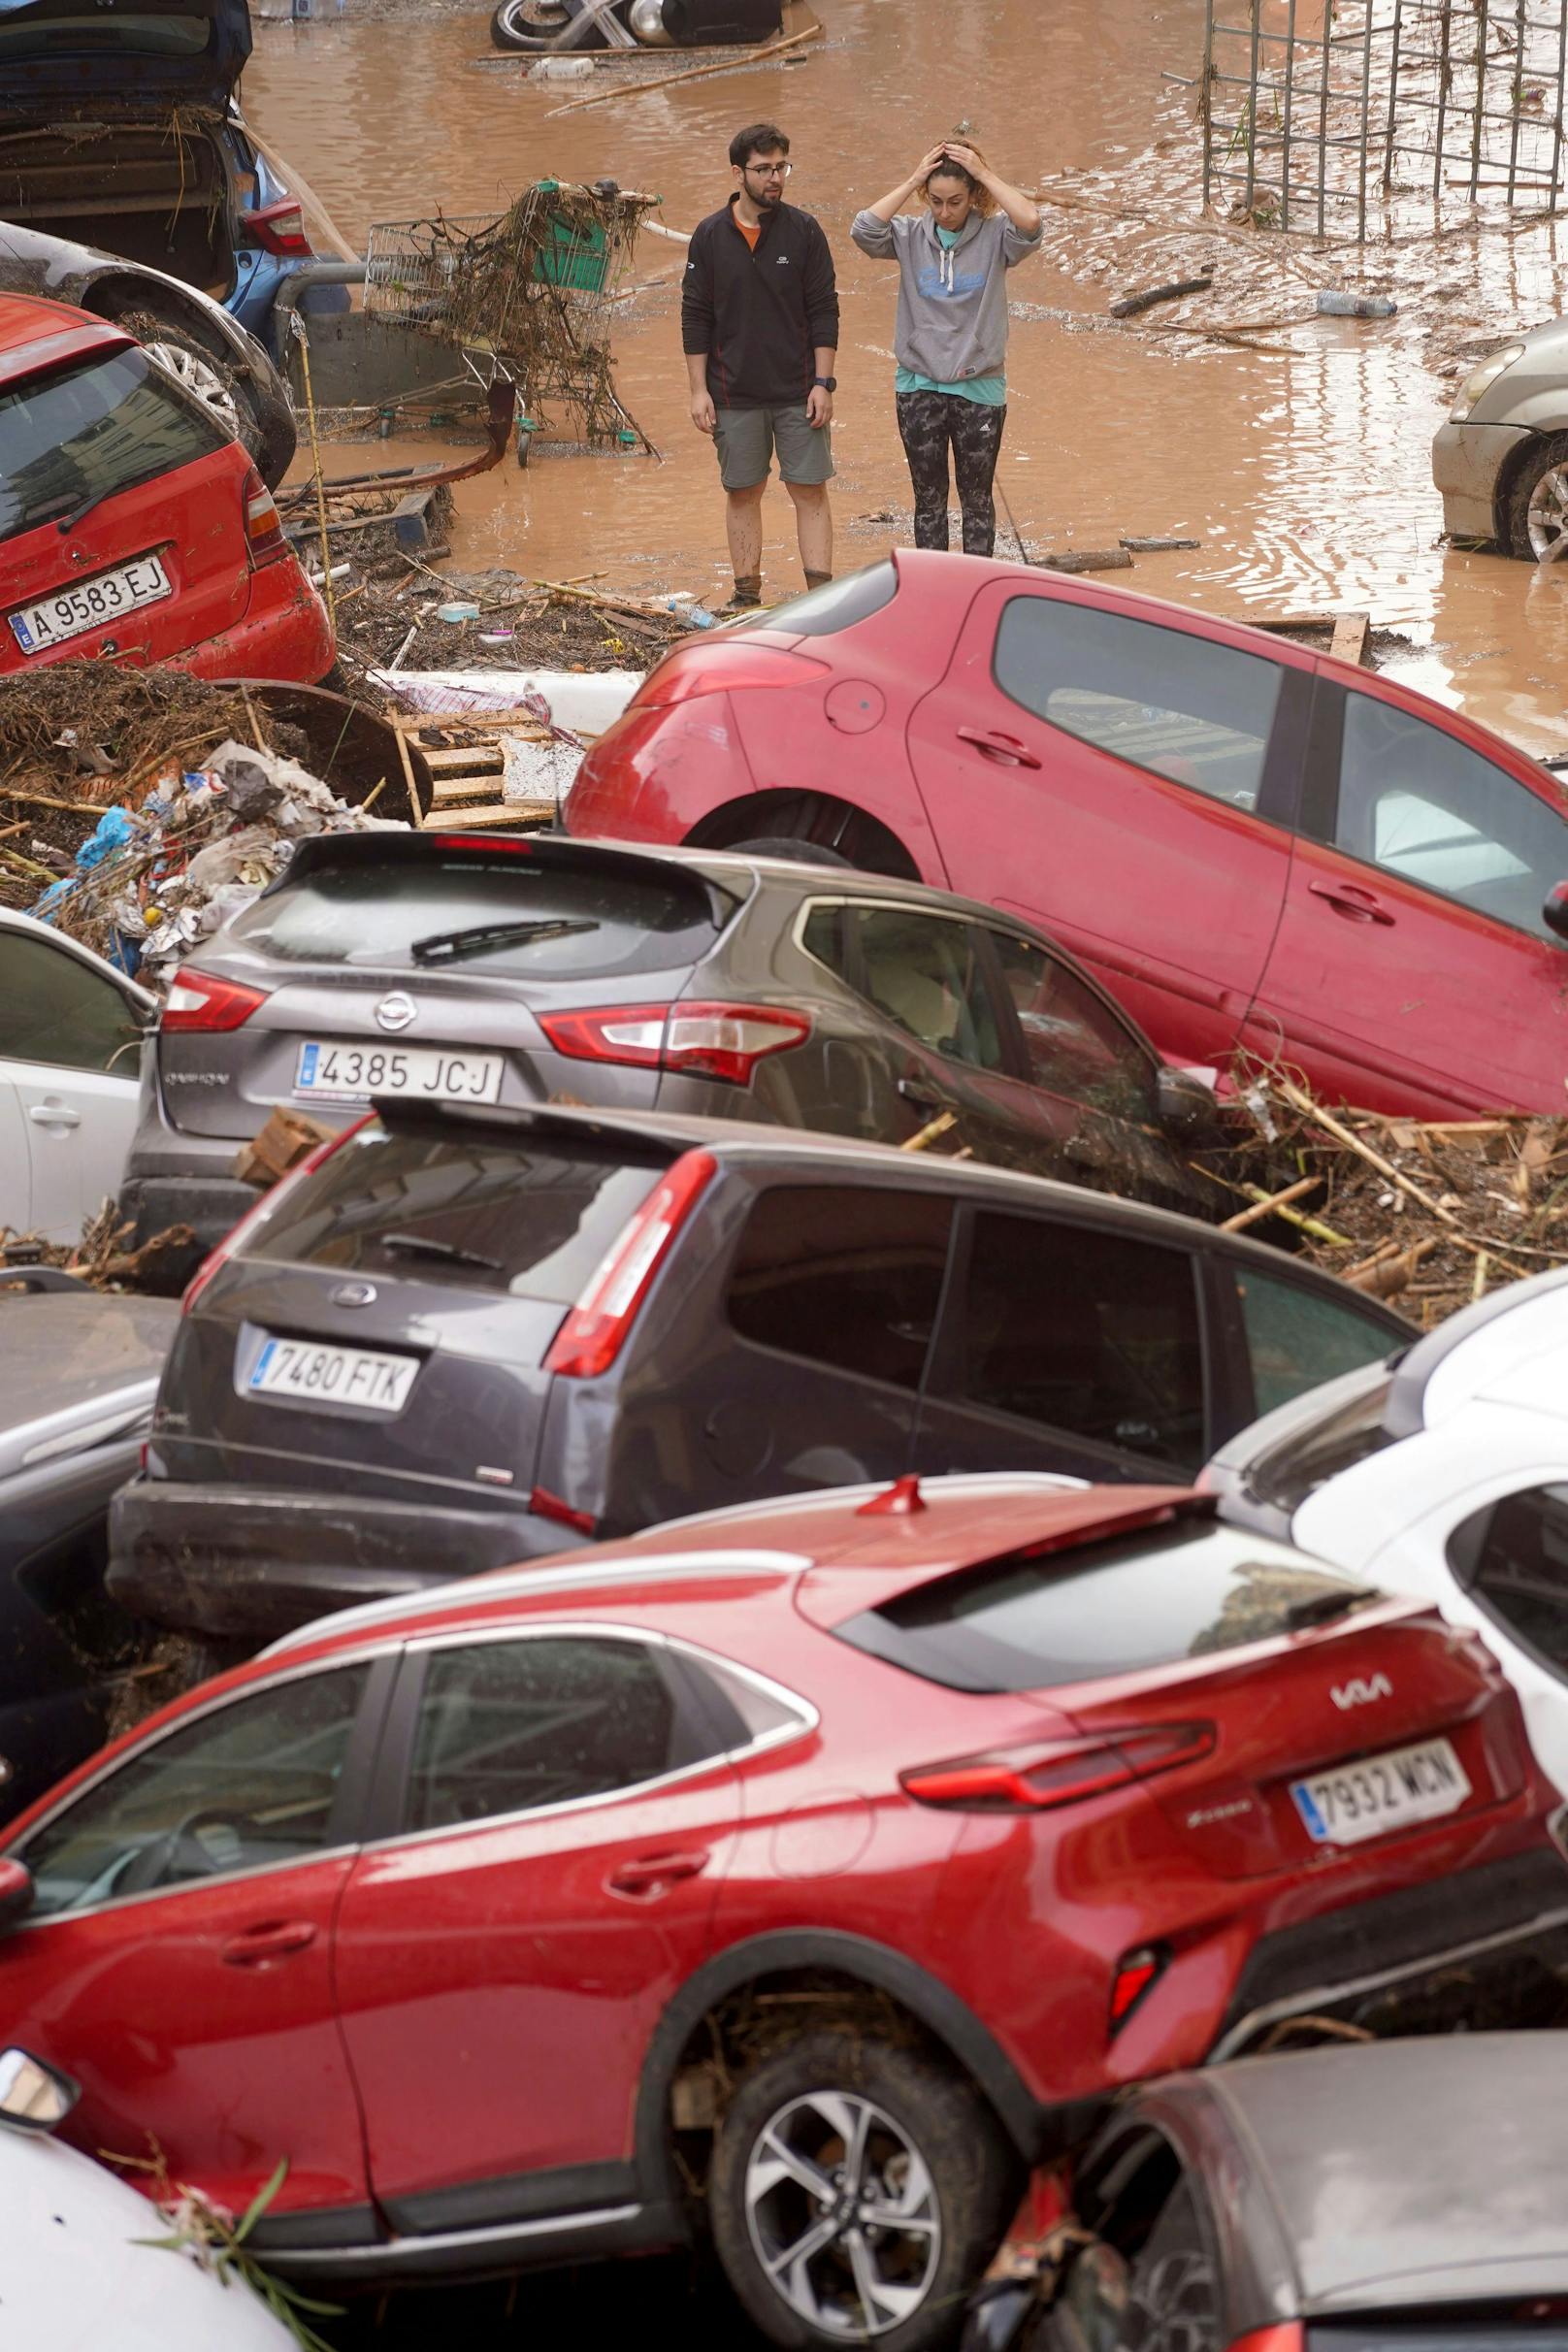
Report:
365,181,658,448
1201,0,1568,237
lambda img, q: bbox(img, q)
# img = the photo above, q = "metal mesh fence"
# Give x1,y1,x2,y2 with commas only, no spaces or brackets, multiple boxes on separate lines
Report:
1201,0,1568,237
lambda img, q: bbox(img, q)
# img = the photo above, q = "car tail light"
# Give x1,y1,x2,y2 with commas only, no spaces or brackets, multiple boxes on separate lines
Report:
161,966,268,1032
899,1724,1216,1813
539,1001,810,1087
636,645,830,708
544,1149,717,1380
1227,2330,1305,2352
242,199,313,256
529,1486,597,1537
181,1117,369,1318
241,465,288,567
1108,1944,1166,2032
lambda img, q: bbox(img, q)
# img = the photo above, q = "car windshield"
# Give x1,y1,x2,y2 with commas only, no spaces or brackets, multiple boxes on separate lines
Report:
834,1520,1370,1693
0,346,226,546
229,850,732,980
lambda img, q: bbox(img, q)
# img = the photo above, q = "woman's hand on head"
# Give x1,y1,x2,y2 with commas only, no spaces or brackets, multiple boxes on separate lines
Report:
915,145,949,182
941,141,987,179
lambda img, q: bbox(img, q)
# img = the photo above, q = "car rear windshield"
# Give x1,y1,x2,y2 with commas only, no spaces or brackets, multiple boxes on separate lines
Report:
228,848,733,980
834,1520,1367,1692
242,1124,673,1301
1240,1370,1395,1517
734,560,897,637
0,347,227,545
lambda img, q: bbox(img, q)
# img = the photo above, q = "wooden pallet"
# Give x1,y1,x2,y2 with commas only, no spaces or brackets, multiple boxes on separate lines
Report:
390,712,560,831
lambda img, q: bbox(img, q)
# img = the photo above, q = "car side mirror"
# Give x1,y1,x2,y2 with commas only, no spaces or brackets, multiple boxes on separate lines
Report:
1545,882,1568,943
1158,1065,1217,1135
0,2047,79,2135
0,1858,34,1932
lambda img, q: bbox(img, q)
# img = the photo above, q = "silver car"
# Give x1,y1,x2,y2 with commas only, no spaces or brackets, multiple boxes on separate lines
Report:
1432,315,1568,558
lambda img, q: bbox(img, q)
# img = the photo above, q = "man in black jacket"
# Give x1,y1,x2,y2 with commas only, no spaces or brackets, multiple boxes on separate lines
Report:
682,120,839,608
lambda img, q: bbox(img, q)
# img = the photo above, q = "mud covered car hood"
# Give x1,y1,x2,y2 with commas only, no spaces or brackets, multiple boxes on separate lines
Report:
0,0,250,110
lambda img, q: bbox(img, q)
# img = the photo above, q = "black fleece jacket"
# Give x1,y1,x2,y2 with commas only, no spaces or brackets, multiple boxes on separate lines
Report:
681,195,839,409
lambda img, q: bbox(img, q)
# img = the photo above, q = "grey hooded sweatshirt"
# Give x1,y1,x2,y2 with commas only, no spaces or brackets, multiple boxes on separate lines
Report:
849,204,1042,384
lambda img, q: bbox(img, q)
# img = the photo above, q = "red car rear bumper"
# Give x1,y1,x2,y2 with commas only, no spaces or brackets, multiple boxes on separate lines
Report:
175,561,334,685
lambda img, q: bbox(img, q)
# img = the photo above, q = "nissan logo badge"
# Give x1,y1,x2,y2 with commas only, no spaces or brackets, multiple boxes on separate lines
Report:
332,1281,377,1310
375,992,418,1034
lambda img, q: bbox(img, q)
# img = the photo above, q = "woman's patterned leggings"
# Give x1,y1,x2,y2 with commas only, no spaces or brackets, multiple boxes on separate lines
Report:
895,390,1008,558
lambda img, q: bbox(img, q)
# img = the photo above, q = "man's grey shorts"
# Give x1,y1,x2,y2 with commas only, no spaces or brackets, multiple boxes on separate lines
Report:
713,403,834,491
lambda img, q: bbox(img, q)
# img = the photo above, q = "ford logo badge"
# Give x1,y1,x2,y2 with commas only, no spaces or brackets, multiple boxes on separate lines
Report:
331,1281,377,1310
375,992,418,1035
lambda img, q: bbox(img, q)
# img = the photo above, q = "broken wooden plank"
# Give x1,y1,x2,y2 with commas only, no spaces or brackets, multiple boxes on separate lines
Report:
414,800,554,831
1328,611,1372,666
1039,548,1134,574
1110,273,1214,319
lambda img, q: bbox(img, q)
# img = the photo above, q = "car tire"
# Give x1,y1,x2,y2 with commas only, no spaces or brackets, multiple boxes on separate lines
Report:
708,2027,1016,2352
119,310,295,489
731,835,852,867
490,0,611,48
1507,431,1568,561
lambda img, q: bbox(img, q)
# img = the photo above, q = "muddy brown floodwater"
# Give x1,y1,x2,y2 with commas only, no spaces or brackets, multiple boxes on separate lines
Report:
246,0,1568,753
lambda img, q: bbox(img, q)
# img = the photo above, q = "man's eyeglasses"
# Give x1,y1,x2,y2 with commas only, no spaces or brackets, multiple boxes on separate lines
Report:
747,161,793,180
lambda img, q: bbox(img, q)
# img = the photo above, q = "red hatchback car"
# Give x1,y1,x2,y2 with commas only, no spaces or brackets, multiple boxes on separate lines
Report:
0,293,331,683
0,1476,1564,2352
568,552,1568,1119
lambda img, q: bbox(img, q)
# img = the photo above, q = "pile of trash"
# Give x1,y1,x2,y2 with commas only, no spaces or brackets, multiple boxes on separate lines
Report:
28,738,403,981
1220,1072,1568,1323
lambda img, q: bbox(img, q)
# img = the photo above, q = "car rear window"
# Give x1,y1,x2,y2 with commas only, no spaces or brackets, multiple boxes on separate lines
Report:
735,560,898,637
243,1124,672,1301
1239,1369,1395,1516
0,348,228,545
228,848,732,980
834,1520,1366,1692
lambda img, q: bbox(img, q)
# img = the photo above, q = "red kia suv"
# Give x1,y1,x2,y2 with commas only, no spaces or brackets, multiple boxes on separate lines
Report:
0,1476,1564,2350
566,552,1568,1119
0,293,332,683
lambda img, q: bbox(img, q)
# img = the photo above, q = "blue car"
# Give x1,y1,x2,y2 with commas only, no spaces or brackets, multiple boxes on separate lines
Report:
0,0,344,358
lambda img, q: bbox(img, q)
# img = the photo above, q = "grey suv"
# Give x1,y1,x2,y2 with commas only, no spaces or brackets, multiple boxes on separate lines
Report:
108,1103,1409,1654
116,833,1221,1272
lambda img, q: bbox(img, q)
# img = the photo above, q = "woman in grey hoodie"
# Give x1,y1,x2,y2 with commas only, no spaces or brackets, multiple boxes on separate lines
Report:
851,141,1042,557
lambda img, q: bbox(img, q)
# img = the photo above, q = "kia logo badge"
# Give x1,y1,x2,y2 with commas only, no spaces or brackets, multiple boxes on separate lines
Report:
332,1281,377,1310
375,992,417,1035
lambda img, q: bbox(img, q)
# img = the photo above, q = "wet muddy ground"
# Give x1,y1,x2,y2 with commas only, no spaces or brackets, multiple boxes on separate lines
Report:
247,0,1568,754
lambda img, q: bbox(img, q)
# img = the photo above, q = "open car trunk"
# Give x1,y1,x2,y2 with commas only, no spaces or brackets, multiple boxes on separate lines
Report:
0,117,237,296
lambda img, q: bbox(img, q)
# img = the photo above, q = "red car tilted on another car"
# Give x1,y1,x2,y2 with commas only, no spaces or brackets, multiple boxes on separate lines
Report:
0,293,331,684
0,1476,1563,2351
567,552,1568,1118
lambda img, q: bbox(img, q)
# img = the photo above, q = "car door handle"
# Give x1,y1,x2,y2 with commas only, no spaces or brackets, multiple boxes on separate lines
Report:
898,1077,942,1110
26,1100,81,1128
955,727,1043,768
220,1919,319,1966
1307,879,1395,925
606,1849,710,1898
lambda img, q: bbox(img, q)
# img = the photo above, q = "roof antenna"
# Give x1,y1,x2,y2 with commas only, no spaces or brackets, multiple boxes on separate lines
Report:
857,1474,927,1517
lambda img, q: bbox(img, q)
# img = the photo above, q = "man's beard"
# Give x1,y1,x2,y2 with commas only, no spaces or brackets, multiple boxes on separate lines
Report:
759,183,783,207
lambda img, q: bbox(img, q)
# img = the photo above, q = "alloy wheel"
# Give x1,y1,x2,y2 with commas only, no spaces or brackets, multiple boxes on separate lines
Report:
743,2086,941,2338
1526,464,1568,560
144,342,243,442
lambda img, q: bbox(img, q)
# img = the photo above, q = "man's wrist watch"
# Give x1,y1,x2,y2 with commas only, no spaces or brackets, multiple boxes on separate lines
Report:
813,375,837,391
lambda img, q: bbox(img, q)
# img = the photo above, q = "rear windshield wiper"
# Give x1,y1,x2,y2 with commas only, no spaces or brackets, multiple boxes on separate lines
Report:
408,916,599,966
54,485,112,537
380,1231,503,1273
1284,1584,1381,1632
